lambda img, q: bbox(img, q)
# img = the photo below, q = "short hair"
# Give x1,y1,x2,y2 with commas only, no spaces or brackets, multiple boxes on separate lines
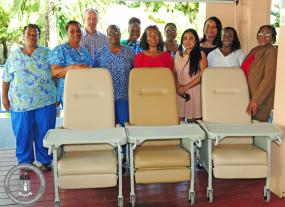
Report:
140,25,164,51
107,24,120,33
129,17,141,25
164,22,177,31
23,24,41,37
84,8,98,20
257,25,277,43
201,16,222,46
65,20,81,31
220,27,241,52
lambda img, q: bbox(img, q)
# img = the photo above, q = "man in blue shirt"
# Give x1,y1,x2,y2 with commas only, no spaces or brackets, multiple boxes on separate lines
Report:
81,8,107,61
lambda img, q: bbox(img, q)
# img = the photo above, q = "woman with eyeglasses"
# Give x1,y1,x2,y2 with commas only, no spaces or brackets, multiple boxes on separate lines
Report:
49,20,94,107
164,22,179,59
241,25,278,122
2,24,56,170
95,25,135,126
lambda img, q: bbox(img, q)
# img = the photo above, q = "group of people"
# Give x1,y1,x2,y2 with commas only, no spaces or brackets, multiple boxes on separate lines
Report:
1,8,278,169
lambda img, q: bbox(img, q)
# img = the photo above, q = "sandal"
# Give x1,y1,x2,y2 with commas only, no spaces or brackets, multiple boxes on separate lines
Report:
39,164,52,171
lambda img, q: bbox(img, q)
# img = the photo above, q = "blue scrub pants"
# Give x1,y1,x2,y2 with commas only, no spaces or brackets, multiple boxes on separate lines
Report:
115,100,129,127
10,104,56,165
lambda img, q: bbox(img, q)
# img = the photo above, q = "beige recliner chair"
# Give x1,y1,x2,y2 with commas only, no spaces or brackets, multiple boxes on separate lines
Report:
43,69,127,207
197,68,282,203
126,68,205,206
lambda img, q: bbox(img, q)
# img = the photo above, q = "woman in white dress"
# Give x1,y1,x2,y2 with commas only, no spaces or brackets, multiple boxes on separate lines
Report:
207,27,245,67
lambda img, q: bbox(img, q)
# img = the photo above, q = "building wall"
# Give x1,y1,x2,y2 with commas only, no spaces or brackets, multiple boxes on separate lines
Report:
204,0,272,53
205,2,236,28
236,0,272,53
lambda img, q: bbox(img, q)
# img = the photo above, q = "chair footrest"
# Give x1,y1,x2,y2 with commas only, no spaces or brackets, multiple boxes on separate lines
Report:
59,173,117,189
58,150,117,175
135,168,190,184
135,145,190,168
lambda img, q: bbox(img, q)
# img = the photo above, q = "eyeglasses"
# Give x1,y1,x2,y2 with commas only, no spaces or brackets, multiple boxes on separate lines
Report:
166,30,176,33
257,33,271,38
107,31,120,36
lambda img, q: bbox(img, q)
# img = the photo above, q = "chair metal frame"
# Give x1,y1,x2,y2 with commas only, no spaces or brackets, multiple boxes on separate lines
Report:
197,68,283,203
126,124,205,206
44,128,127,207
198,121,282,202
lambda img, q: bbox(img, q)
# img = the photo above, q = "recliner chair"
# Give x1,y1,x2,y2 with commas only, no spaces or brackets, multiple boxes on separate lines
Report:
43,69,127,207
126,68,205,206
197,68,282,202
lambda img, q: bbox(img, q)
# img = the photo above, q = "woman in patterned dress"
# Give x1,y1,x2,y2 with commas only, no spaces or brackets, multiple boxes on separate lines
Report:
174,29,208,122
95,25,135,126
2,24,56,169
49,20,94,106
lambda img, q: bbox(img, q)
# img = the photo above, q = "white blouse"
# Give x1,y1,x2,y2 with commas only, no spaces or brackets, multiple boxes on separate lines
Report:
207,48,245,68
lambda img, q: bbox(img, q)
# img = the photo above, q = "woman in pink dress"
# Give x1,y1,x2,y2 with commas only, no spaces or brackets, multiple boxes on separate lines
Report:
174,29,208,122
134,25,173,71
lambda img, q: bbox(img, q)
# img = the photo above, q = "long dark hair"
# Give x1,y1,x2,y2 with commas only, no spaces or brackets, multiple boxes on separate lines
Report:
219,27,241,52
201,16,222,46
140,25,164,51
178,29,201,77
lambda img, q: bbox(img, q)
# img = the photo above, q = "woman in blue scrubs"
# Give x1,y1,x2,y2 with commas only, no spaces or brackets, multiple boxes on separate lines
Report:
2,24,56,170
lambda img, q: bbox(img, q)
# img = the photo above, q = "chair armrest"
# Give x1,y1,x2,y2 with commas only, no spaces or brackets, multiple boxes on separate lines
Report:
253,137,268,151
198,121,282,146
125,124,205,145
43,128,127,150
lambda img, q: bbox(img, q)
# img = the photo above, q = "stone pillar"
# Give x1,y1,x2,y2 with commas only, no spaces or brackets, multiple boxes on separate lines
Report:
270,0,285,198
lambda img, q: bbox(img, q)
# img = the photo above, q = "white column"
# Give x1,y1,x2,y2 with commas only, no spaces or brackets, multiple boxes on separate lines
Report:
270,0,285,198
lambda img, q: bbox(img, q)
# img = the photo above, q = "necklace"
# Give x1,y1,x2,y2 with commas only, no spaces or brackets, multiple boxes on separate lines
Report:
205,41,212,46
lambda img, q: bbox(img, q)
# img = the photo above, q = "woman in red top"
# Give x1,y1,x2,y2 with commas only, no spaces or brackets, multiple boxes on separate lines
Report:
134,25,173,71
